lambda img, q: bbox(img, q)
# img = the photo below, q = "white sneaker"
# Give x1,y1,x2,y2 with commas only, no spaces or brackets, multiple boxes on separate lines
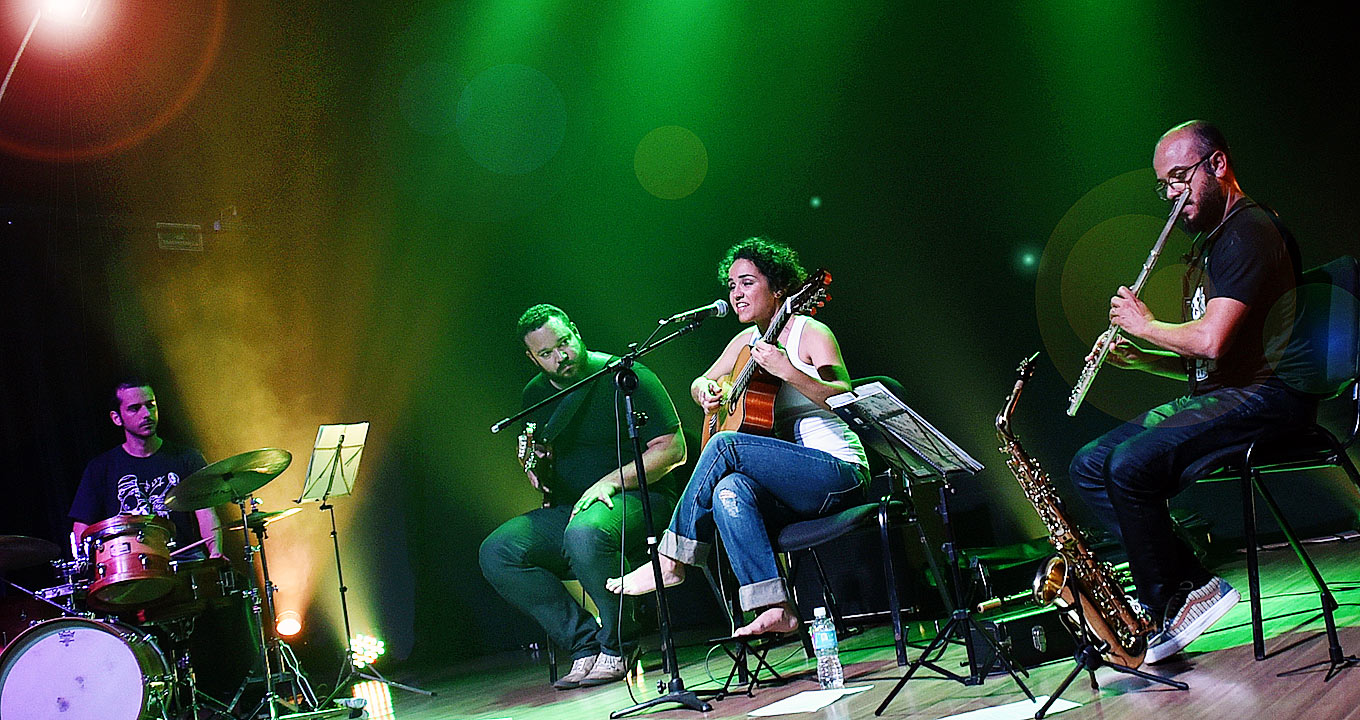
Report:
1145,576,1240,664
552,654,597,690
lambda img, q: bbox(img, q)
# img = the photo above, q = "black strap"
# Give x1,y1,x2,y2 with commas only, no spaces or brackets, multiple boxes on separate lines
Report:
537,355,617,443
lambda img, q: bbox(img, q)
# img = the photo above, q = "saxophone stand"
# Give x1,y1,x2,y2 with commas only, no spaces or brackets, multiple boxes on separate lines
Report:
1033,594,1186,720
301,423,437,705
492,315,719,718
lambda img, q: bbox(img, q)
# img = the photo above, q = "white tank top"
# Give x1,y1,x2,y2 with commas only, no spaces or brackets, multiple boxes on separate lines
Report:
748,315,868,469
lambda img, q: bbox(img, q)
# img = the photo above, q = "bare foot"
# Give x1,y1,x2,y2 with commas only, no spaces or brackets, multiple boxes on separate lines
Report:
606,557,685,595
734,604,800,636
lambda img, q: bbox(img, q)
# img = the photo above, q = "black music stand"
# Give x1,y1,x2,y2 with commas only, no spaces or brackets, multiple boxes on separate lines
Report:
301,422,436,704
491,316,718,717
821,383,1035,715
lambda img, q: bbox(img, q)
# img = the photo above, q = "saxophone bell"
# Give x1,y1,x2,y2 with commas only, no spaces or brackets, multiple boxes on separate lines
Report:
1033,554,1070,606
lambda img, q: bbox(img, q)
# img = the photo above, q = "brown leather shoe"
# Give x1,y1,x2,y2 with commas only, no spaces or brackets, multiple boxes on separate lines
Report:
552,654,597,690
578,651,631,687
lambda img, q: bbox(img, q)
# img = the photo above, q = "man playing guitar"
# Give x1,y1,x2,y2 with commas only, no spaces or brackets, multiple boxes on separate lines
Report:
608,237,869,637
479,304,686,689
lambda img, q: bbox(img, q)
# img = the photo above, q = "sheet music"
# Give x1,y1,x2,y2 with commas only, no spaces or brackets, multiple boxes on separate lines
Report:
828,382,983,479
298,422,370,502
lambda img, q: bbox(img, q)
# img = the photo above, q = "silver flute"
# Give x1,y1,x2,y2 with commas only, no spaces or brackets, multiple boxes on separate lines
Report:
1066,189,1191,416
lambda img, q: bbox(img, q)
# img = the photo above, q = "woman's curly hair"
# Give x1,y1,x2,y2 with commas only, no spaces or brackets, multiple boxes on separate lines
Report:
718,236,805,295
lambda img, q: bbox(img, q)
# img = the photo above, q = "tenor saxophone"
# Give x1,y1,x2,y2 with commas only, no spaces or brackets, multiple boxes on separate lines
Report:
1066,189,1191,416
998,354,1154,668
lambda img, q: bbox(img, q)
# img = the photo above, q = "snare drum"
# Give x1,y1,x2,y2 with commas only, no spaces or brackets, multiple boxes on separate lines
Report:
0,617,171,720
82,515,177,610
133,556,237,623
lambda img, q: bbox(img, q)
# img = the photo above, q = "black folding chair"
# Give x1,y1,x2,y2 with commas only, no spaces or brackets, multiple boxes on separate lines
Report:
1180,255,1360,680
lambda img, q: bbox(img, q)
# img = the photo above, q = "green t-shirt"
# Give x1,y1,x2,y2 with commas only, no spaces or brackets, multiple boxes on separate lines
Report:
520,357,681,500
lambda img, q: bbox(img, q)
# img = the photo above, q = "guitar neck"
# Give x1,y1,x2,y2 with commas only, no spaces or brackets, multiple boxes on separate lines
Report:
730,304,794,399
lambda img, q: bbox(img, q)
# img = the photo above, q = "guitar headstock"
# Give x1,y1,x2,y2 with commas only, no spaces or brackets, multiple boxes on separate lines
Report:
785,268,832,316
517,422,537,473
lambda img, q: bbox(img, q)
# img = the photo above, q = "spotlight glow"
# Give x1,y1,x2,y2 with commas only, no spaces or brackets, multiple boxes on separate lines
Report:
39,0,94,24
351,681,394,720
275,609,303,637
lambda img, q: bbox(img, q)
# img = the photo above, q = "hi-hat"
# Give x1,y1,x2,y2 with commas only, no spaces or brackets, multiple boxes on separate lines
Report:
228,507,303,532
167,448,293,511
0,535,61,572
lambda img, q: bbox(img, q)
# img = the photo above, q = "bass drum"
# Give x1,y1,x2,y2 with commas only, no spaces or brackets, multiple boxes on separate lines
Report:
0,617,171,720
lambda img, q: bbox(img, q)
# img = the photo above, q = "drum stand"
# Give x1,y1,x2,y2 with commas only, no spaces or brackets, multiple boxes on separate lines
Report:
162,620,238,720
226,496,321,720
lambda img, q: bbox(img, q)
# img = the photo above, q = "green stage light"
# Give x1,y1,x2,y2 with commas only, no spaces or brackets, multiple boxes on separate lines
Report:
350,633,387,668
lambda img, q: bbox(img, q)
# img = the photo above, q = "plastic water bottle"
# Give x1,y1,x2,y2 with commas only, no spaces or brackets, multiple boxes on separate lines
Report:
810,607,844,689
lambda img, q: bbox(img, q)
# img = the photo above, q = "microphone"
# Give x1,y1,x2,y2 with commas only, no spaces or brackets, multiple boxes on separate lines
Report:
663,299,730,324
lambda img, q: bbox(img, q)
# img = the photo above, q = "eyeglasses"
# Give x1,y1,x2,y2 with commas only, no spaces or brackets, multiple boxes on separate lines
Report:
1154,154,1213,201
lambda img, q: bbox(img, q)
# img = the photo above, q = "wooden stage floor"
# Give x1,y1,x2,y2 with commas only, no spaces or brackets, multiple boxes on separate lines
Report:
355,539,1360,720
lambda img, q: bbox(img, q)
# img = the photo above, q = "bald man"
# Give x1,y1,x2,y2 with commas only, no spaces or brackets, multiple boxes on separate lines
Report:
1069,121,1316,663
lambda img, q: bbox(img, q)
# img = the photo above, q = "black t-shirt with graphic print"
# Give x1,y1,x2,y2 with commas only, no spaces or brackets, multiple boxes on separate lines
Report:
1183,201,1304,395
69,440,209,552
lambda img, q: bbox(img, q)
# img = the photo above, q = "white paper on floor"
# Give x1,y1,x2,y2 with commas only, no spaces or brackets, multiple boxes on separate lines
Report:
934,696,1080,720
747,686,872,716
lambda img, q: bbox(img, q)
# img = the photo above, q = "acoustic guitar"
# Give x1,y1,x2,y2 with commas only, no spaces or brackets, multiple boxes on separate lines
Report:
700,269,831,447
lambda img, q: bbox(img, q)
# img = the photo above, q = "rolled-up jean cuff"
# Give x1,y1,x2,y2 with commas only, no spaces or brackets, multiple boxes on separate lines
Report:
658,530,709,566
739,578,790,611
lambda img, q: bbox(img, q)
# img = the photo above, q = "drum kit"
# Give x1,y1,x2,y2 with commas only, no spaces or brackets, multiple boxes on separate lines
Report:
0,448,316,720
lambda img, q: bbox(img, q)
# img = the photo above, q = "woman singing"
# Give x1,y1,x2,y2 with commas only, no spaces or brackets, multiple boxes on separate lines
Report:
607,236,869,636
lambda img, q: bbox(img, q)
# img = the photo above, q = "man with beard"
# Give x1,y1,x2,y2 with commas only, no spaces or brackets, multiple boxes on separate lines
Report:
70,380,219,559
479,304,686,689
1069,120,1316,663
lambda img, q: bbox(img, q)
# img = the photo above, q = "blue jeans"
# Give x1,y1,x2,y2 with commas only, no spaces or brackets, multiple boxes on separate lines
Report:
658,432,868,611
479,491,672,660
1070,383,1315,613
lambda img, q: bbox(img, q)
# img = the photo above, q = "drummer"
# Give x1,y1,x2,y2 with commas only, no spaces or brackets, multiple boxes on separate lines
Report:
69,379,221,559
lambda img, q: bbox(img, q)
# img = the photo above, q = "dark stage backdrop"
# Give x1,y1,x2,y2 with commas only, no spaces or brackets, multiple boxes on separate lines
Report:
1,1,1357,664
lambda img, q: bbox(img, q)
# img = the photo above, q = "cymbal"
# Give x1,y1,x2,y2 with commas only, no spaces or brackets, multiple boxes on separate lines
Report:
227,507,302,532
167,448,293,511
0,535,61,572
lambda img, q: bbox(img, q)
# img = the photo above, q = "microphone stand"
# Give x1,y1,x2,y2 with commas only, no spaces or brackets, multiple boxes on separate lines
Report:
491,316,716,716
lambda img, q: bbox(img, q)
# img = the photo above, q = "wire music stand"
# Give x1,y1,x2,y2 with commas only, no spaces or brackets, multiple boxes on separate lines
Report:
823,383,1035,714
299,422,435,702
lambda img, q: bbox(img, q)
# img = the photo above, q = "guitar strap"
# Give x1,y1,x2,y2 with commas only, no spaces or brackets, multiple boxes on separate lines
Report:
538,356,609,443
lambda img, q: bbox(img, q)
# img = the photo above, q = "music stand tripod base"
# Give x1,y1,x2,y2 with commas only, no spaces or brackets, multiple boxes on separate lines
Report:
874,483,1034,717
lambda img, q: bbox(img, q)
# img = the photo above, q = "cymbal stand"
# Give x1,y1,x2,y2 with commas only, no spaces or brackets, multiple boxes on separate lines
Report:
228,494,322,719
